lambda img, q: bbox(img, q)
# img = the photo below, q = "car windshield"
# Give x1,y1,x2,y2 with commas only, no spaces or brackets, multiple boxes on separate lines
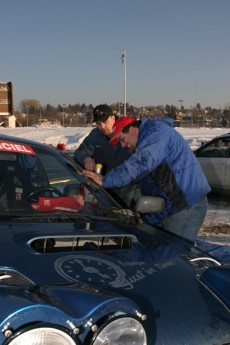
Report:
0,140,121,219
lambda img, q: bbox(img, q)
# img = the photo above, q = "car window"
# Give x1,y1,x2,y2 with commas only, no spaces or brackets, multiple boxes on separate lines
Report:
223,140,230,157
197,139,230,158
37,148,77,191
0,151,47,201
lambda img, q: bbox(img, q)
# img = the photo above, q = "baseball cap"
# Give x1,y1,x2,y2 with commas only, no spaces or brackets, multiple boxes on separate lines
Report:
93,104,113,123
110,116,136,145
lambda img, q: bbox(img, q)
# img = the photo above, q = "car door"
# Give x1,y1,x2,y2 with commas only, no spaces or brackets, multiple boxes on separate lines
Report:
198,157,226,190
196,138,228,191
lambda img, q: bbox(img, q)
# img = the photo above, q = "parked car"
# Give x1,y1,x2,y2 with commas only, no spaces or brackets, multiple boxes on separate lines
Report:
195,133,230,192
0,133,230,345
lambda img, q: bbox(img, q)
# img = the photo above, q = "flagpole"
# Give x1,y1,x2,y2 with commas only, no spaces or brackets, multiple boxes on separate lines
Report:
123,46,127,116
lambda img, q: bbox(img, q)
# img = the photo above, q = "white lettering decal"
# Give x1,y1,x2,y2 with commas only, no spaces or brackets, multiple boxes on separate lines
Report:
0,141,35,154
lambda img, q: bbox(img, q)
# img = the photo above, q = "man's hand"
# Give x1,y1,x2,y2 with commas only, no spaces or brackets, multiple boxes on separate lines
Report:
84,157,96,171
82,170,103,186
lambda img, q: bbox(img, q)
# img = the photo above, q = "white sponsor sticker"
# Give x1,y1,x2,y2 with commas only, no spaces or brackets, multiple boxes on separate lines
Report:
0,141,36,154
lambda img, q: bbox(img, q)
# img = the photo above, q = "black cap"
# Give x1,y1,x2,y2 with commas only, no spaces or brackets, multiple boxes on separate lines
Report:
93,104,113,123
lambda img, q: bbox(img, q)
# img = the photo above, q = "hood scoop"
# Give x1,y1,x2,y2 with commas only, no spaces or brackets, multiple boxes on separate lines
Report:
30,234,138,253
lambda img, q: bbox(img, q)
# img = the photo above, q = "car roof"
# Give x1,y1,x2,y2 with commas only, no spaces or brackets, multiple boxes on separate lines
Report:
197,132,230,150
0,133,54,150
211,133,230,140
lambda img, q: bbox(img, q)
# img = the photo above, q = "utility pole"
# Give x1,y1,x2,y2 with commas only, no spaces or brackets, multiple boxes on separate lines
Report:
178,100,183,109
122,45,126,116
62,104,66,127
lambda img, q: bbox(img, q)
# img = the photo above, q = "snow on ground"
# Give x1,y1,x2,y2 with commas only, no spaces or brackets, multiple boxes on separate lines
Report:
0,124,91,151
0,124,228,152
0,124,230,260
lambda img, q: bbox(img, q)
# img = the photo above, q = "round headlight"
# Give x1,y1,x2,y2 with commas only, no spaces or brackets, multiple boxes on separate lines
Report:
7,327,76,345
91,316,147,345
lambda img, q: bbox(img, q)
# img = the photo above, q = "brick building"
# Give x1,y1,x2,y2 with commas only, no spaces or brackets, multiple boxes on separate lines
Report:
0,81,14,116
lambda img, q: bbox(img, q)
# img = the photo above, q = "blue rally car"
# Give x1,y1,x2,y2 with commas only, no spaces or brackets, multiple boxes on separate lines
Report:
0,133,230,345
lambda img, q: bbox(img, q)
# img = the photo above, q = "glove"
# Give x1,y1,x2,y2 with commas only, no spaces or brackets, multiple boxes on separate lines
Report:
105,207,143,225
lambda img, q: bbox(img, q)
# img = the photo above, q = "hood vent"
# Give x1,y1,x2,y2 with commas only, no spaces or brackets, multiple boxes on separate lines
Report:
0,269,34,286
30,234,138,253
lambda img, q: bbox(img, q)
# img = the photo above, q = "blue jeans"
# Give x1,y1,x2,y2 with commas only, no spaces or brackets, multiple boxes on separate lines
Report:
162,197,208,243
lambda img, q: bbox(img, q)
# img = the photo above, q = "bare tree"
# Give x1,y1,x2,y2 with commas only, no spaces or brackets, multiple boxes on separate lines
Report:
20,99,41,114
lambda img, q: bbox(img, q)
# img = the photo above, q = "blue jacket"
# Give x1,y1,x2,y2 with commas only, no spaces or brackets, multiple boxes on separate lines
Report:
103,118,211,224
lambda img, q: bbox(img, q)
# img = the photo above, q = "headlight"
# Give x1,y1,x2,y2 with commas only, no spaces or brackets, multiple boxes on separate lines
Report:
7,327,77,345
91,316,147,345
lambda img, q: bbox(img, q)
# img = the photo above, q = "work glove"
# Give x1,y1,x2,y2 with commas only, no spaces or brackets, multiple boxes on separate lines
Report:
105,207,143,225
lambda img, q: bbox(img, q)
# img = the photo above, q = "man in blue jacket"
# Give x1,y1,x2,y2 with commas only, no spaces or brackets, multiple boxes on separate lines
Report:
83,116,211,242
74,105,138,207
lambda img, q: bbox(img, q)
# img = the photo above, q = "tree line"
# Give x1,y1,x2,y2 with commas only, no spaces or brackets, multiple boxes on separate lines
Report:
15,99,230,127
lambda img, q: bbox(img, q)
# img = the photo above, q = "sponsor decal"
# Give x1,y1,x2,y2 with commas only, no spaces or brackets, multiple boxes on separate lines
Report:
0,141,35,155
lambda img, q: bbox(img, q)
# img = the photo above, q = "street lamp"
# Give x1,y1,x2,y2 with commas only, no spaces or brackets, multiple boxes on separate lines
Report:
62,104,66,127
26,105,30,127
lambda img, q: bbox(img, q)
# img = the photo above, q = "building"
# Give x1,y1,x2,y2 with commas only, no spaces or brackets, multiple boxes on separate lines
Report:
0,81,14,116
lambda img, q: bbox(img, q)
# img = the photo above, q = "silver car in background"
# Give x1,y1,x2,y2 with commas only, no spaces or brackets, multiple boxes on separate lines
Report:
195,133,230,192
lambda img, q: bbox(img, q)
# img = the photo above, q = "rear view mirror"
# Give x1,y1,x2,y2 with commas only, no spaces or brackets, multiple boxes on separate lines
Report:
135,196,165,214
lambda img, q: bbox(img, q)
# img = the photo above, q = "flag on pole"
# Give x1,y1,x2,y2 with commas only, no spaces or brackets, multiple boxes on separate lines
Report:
121,49,125,64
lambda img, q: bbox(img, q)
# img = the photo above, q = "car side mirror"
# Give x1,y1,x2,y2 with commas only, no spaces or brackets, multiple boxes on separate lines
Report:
134,196,165,214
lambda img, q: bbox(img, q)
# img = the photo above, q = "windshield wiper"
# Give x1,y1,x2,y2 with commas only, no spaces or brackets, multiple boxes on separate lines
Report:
0,211,118,223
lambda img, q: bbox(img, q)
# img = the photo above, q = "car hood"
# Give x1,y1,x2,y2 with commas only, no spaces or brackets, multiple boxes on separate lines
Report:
0,216,230,344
